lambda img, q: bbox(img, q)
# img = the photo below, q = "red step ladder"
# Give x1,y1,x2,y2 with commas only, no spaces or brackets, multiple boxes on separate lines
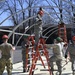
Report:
25,35,35,72
58,23,67,42
29,37,52,75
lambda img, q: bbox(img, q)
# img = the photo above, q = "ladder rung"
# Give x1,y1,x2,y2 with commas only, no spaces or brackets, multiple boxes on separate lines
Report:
29,40,35,42
34,63,42,65
38,44,43,45
59,29,64,31
38,48,43,49
28,46,34,49
27,64,32,66
60,27,64,30
32,68,38,71
28,58,33,60
28,52,35,54
39,50,43,52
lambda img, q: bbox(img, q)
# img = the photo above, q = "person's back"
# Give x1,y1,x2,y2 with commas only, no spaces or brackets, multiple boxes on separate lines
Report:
49,37,64,75
67,44,75,55
0,35,15,75
65,36,75,75
53,43,64,59
0,43,12,59
21,35,30,72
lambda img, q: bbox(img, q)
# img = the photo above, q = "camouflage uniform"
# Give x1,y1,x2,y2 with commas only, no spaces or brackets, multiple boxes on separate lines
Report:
65,43,75,74
0,43,13,75
34,14,43,49
21,39,30,72
48,37,65,75
49,43,64,74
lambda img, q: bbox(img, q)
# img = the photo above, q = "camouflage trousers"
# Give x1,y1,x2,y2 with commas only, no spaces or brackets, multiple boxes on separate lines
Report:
22,50,30,71
49,55,62,73
34,20,42,49
0,58,13,75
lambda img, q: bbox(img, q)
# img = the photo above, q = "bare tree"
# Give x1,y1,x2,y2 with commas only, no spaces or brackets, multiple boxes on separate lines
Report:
1,0,43,27
4,0,19,26
0,0,6,15
2,0,74,28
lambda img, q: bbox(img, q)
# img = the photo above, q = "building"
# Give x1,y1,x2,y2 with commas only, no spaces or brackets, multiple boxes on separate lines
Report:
0,24,75,44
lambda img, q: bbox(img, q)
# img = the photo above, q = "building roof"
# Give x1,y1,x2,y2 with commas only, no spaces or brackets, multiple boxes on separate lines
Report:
0,26,14,29
43,23,75,28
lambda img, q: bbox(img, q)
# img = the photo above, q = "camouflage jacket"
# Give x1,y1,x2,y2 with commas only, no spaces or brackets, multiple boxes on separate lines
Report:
0,43,13,59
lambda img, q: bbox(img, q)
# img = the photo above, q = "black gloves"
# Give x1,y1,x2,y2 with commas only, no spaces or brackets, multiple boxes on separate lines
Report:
65,55,67,58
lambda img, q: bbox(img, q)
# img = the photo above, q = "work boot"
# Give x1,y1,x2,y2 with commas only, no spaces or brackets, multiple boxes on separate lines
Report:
27,66,30,72
7,70,12,75
0,72,3,75
50,67,54,71
50,67,54,75
73,71,75,75
59,72,62,75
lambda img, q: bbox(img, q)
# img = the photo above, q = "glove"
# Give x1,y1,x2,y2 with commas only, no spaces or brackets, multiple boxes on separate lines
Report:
65,55,67,58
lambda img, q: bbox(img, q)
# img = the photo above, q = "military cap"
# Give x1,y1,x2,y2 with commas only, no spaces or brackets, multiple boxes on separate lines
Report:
56,37,63,42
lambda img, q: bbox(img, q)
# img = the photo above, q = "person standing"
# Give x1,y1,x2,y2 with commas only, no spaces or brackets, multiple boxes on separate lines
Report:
65,36,75,75
34,7,44,50
48,37,65,75
0,35,15,75
21,35,30,72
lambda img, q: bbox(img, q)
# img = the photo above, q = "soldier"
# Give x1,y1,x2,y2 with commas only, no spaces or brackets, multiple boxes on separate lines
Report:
49,37,65,75
65,36,75,75
0,35,15,75
21,35,30,72
34,7,44,50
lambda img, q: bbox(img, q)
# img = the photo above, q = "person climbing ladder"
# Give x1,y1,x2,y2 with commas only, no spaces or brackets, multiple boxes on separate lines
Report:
34,7,44,50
